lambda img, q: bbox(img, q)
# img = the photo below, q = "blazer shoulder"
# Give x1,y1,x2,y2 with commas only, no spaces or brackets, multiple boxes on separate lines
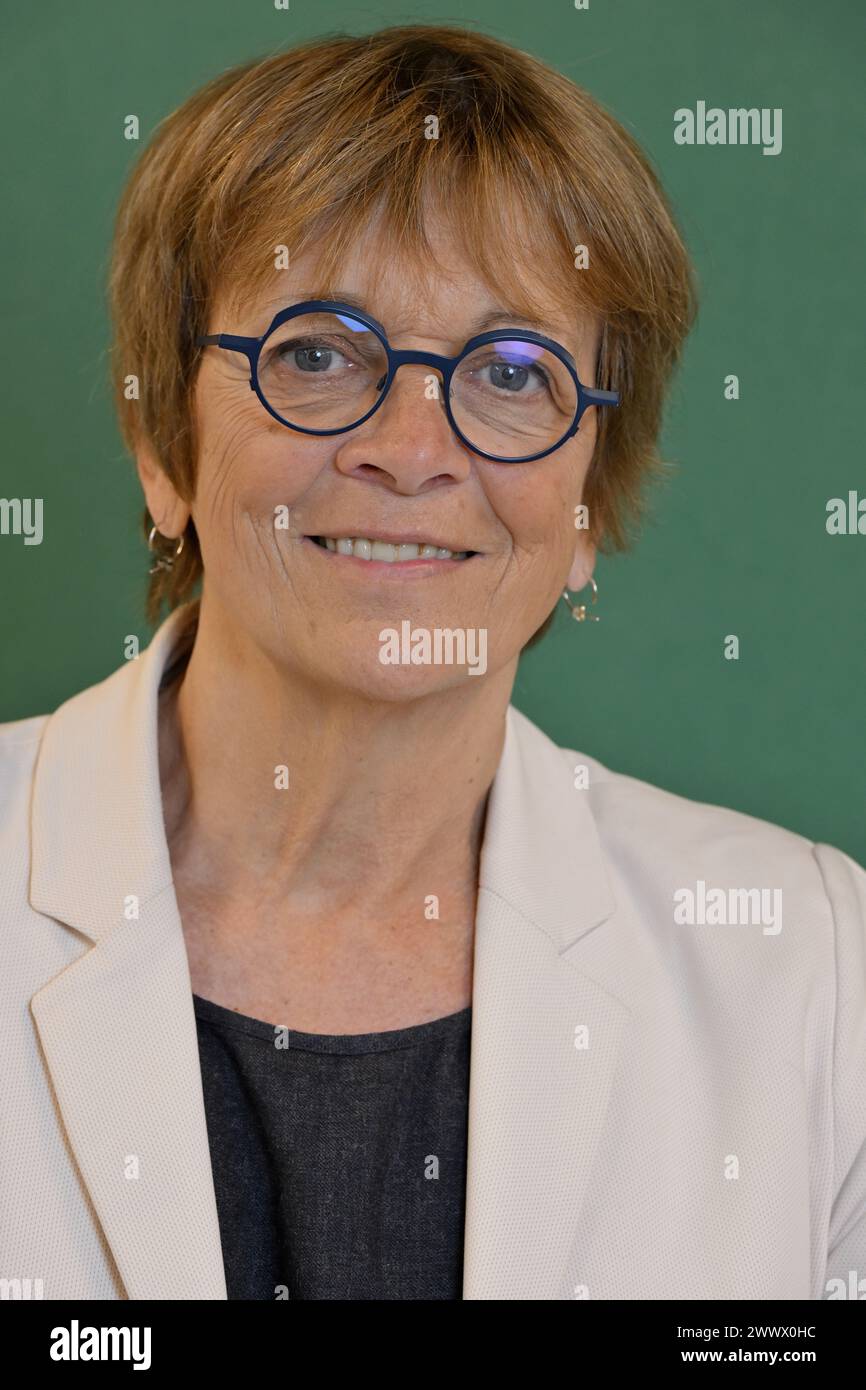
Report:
510,706,818,858
561,740,818,857
549,734,866,996
545,722,866,896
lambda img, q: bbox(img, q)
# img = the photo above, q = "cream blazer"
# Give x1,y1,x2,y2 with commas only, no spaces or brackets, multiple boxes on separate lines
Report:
1,602,864,1301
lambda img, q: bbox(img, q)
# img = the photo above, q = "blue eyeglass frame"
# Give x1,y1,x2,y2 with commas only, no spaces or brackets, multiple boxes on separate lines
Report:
196,298,620,464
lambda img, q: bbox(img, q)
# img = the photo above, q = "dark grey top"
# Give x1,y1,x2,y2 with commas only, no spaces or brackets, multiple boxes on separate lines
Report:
193,992,472,1301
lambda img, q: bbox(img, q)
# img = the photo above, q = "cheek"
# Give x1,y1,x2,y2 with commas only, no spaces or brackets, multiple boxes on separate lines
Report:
482,439,591,557
195,391,329,536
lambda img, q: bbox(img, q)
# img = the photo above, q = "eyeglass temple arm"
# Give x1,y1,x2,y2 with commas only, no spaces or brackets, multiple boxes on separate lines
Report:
196,333,257,359
582,387,620,407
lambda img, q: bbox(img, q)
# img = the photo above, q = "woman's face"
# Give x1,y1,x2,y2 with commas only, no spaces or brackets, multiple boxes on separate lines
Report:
144,214,602,699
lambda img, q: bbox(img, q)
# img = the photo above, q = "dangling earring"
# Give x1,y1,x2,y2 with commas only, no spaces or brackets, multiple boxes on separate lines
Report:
561,575,600,622
148,525,185,575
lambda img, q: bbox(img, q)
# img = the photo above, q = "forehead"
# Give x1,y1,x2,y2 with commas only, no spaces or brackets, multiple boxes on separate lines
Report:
220,206,596,357
247,287,583,350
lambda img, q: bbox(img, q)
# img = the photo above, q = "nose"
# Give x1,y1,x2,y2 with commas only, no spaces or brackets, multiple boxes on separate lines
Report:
332,362,474,494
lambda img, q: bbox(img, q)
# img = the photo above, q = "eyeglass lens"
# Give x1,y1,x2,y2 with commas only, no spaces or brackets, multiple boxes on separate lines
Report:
255,310,578,459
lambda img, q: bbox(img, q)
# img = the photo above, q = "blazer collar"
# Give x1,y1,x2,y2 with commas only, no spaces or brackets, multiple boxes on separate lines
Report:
30,603,198,943
29,604,624,1300
478,700,617,952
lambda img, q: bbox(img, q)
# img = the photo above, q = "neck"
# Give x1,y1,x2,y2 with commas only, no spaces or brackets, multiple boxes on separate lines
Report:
158,597,515,917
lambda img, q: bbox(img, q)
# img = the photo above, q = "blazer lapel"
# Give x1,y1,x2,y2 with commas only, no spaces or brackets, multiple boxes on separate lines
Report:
29,603,227,1300
462,706,630,1300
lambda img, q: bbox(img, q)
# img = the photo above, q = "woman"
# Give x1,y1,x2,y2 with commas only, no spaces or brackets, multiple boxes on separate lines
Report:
2,24,864,1302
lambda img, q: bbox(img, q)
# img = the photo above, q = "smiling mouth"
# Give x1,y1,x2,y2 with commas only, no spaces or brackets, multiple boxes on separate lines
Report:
307,536,476,563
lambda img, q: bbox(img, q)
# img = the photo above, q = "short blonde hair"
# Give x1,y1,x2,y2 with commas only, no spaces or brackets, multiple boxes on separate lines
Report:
108,23,698,628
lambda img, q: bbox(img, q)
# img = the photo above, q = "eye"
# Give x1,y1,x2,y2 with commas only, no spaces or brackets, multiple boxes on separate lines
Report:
464,350,551,395
484,357,549,393
272,336,353,374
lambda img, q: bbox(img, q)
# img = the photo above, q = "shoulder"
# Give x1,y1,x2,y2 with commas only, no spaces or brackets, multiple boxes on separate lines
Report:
510,703,866,936
540,705,857,862
582,743,866,943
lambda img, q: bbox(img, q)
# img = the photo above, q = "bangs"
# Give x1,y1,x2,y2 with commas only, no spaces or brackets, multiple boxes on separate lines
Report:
214,123,604,348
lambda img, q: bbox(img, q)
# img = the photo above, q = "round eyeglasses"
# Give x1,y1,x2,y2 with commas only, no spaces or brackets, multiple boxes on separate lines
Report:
196,299,619,464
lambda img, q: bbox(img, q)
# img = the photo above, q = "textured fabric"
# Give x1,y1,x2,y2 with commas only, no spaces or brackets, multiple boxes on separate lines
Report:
193,993,471,1300
1,600,865,1299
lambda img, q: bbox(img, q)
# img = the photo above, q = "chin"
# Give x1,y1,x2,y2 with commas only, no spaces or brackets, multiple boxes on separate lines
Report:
272,633,489,701
323,655,489,703
273,610,494,695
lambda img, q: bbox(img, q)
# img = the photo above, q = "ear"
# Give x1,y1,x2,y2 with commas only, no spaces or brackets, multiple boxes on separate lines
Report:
135,438,191,538
566,533,597,593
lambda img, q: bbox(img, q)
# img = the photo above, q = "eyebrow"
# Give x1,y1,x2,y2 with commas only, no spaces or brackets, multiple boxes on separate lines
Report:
256,288,572,346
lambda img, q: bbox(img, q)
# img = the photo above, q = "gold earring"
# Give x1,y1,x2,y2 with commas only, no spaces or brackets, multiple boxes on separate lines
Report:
148,525,185,575
561,575,600,622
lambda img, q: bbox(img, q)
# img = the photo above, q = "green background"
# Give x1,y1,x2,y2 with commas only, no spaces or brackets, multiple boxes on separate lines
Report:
1,0,863,861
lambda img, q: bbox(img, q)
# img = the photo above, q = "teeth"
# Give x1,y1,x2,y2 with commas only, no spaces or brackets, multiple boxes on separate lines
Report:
315,537,470,562
371,540,413,561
